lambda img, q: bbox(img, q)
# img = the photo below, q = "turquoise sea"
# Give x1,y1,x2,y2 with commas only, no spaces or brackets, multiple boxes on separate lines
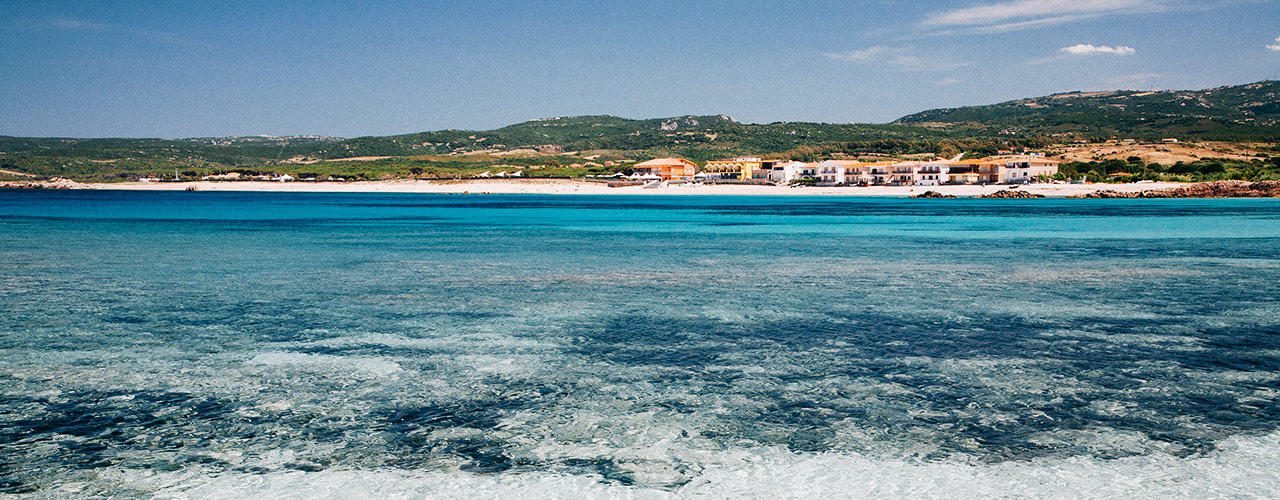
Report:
2,190,1279,498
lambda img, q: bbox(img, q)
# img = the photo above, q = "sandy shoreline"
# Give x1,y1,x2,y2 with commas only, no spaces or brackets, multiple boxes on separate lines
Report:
59,179,1193,197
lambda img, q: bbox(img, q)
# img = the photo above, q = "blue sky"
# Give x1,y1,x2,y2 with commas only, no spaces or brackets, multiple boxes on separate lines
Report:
1,0,1277,137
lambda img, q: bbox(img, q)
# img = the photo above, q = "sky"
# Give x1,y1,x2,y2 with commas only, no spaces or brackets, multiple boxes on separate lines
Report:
1,0,1277,138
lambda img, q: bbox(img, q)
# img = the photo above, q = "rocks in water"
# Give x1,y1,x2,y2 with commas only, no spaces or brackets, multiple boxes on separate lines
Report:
912,190,957,198
1072,180,1280,198
982,189,1045,199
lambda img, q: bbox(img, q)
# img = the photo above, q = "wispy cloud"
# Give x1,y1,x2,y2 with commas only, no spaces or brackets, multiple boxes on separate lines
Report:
1062,43,1136,55
825,47,970,71
47,18,110,31
34,17,202,48
923,0,1170,33
1108,73,1165,88
963,14,1094,33
938,77,963,86
1268,35,1280,51
925,0,1155,26
824,46,891,62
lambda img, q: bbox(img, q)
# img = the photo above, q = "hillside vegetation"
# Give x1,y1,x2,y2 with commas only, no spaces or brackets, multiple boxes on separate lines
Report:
895,81,1280,141
1,81,1277,182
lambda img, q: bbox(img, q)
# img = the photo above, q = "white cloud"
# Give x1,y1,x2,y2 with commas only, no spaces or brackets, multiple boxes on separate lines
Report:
938,77,963,86
923,0,1168,32
1062,43,1136,55
825,47,970,71
1024,44,1136,65
1269,35,1280,51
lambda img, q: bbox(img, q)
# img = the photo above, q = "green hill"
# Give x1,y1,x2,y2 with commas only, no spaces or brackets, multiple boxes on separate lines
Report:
894,81,1280,141
310,114,955,160
2,81,1277,181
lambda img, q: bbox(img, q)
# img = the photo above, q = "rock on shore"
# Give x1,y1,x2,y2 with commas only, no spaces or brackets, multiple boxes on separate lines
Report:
1071,180,1280,198
981,189,1045,199
912,190,958,198
0,178,80,190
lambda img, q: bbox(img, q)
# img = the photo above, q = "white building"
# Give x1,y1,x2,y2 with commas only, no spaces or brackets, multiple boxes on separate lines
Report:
763,155,1056,186
997,157,1060,183
812,160,867,185
914,162,949,186
770,161,814,183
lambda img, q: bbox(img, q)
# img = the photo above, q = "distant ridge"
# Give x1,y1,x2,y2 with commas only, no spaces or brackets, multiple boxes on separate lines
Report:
893,81,1280,140
1,81,1276,180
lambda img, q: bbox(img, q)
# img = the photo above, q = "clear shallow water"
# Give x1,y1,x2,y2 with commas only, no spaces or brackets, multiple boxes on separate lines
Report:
1,190,1278,498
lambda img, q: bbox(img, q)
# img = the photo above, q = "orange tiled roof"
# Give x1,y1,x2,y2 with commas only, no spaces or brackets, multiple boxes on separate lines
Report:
635,158,696,167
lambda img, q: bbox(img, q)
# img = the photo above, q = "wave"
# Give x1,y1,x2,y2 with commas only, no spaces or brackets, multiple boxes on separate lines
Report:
62,432,1280,499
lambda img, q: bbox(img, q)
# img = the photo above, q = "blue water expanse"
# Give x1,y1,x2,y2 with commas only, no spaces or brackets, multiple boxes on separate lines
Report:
1,190,1279,498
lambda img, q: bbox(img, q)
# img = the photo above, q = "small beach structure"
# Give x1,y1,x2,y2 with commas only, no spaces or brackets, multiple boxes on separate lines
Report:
633,157,699,181
638,173,664,188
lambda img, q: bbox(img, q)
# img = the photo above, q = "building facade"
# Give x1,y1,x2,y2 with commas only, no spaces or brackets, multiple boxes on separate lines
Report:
703,157,788,180
633,158,699,180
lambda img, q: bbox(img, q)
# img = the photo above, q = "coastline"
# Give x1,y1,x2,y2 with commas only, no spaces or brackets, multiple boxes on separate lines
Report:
8,179,1202,197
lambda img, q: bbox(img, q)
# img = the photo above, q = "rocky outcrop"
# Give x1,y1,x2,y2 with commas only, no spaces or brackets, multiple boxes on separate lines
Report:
912,190,957,198
0,177,78,189
1071,180,1280,198
981,189,1045,199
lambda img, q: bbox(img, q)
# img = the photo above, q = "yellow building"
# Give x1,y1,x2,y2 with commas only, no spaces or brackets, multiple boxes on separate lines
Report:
702,157,787,180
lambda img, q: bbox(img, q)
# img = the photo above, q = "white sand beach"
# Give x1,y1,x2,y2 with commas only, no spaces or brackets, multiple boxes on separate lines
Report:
77,179,1189,197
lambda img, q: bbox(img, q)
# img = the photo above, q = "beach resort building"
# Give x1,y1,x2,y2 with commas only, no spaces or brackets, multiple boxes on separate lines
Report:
768,161,814,182
915,162,949,186
800,155,1059,186
946,156,1058,184
811,160,922,185
630,154,1057,186
633,158,699,180
813,160,860,185
994,156,1060,183
945,163,981,184
702,157,788,180
947,159,993,183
